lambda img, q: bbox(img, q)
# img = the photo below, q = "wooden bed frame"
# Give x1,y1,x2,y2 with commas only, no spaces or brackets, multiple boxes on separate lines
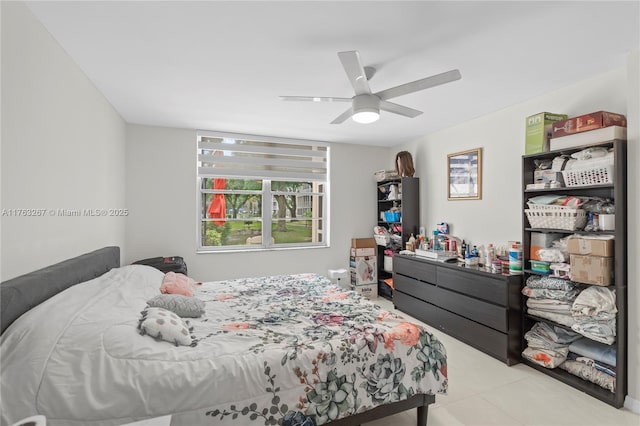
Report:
0,246,436,426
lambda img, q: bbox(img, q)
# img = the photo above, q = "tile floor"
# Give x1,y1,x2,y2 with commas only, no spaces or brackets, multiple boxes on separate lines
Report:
364,298,639,426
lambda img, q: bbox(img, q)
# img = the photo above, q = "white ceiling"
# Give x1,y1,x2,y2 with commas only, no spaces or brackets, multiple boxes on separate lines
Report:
26,1,640,147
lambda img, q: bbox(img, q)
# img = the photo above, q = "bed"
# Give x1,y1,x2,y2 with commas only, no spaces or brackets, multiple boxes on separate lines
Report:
0,247,447,426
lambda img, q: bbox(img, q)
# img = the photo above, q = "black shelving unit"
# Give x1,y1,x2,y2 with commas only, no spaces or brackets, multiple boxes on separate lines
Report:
521,139,627,407
376,177,419,300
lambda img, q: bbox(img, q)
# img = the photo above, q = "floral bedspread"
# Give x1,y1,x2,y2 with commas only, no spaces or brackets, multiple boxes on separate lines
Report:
184,273,448,426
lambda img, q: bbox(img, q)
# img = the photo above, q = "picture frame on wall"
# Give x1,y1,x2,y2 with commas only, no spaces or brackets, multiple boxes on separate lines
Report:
447,148,482,200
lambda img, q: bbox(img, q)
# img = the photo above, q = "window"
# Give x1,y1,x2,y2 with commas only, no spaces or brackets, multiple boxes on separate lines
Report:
197,131,329,251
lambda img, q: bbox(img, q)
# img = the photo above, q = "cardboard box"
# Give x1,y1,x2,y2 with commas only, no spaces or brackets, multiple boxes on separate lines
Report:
530,232,563,261
350,256,377,285
351,283,378,299
351,238,376,256
534,170,564,186
567,237,614,257
570,254,614,286
350,247,375,257
525,112,568,154
352,238,376,247
550,125,627,151
551,111,627,138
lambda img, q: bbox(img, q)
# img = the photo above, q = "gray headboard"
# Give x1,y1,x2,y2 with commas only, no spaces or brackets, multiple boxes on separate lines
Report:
0,246,120,334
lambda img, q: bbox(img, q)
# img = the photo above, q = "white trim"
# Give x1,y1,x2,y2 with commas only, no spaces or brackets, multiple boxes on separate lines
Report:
198,167,326,181
197,129,330,147
198,141,328,158
197,154,327,171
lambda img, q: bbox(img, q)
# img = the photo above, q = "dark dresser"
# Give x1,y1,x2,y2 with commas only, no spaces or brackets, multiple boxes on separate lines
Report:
393,254,522,365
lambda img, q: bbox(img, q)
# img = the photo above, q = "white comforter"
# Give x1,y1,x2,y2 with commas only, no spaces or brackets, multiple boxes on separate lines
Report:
1,265,447,426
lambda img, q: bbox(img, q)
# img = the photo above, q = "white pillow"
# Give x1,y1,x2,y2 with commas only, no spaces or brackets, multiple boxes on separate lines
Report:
138,307,195,346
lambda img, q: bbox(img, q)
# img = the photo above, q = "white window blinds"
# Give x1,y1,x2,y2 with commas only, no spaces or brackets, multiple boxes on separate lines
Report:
197,131,328,182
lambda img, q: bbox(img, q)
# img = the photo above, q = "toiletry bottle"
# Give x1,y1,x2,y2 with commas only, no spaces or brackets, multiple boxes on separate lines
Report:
408,233,416,252
487,244,495,264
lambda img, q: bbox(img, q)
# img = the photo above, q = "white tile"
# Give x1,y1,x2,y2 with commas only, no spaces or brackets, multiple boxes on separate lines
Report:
431,395,523,426
482,372,640,426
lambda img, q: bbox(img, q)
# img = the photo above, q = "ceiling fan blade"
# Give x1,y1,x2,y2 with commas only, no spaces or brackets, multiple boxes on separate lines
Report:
279,96,351,102
338,51,371,96
380,100,423,118
376,69,462,101
330,107,353,124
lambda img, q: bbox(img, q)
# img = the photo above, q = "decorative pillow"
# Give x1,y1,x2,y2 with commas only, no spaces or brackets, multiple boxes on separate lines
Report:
138,307,196,346
147,294,205,318
160,272,201,297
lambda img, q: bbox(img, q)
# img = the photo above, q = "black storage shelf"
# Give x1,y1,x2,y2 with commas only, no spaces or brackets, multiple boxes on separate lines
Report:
375,177,419,301
521,139,627,408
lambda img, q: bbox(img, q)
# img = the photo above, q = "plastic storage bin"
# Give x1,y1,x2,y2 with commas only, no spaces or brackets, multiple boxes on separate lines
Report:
383,211,401,222
530,260,551,274
562,165,614,187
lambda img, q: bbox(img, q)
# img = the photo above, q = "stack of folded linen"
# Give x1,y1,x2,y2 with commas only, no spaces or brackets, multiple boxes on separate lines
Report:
560,337,617,392
570,286,617,344
524,275,581,327
522,322,582,368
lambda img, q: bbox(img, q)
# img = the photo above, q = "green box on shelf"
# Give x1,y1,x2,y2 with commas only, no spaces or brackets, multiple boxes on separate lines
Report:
525,112,568,154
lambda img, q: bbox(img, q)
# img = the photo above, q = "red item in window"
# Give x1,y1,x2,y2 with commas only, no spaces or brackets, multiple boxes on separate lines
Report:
207,178,227,226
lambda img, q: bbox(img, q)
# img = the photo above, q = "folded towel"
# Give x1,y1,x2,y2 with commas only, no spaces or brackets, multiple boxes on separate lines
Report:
559,360,616,392
526,275,578,291
522,286,580,302
569,337,617,366
522,346,568,368
567,352,616,377
571,320,616,345
527,309,576,328
527,298,573,313
525,322,582,349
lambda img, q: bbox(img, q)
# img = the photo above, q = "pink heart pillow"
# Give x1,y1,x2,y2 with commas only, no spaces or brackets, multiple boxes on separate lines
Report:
160,272,201,297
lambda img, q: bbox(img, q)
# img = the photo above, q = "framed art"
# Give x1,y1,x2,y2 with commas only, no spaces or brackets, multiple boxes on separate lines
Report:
447,148,482,200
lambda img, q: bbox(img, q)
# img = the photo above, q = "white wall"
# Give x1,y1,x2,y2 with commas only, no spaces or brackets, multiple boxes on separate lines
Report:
625,49,639,412
391,68,627,248
391,65,639,409
124,124,388,280
0,1,127,280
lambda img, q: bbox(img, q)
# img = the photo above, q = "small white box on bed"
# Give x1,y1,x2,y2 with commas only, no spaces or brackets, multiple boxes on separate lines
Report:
352,283,378,299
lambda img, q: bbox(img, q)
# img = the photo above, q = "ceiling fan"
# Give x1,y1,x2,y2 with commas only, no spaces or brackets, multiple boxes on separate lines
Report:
279,50,461,124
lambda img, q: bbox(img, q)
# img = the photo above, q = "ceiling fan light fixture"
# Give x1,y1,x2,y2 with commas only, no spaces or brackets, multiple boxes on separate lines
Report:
352,109,380,124
352,94,380,124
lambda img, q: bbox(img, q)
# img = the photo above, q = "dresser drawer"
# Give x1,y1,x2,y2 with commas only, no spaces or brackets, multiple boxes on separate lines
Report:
433,286,508,333
394,255,436,283
395,274,507,333
394,291,511,364
394,274,436,301
436,267,506,306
